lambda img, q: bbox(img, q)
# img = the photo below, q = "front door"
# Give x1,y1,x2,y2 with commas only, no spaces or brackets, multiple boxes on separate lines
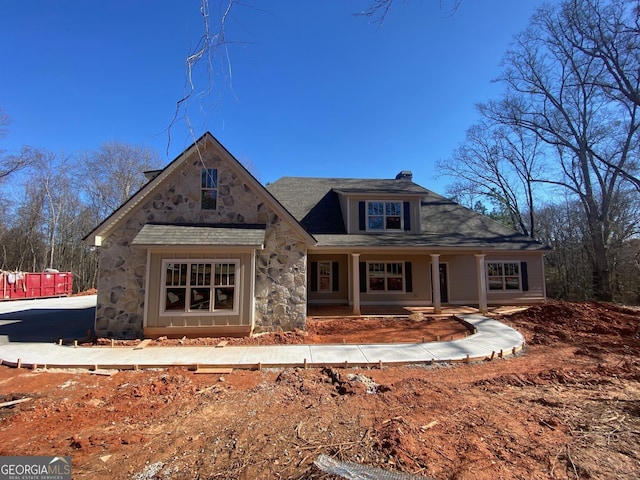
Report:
430,263,449,303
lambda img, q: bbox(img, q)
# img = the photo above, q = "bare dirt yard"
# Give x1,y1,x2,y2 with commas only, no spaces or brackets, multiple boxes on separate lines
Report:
0,301,639,479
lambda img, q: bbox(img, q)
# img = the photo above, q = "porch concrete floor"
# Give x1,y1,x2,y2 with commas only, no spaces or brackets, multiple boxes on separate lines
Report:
307,304,526,318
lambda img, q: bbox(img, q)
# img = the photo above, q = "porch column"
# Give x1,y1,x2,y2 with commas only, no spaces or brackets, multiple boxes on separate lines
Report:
351,253,361,315
475,254,488,313
430,254,441,314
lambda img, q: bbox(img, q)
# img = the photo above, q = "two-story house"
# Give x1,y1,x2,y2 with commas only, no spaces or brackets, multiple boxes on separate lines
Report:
85,132,548,338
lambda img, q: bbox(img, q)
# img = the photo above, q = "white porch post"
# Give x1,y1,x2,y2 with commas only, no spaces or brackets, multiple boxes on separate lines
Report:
430,254,441,314
351,253,361,315
475,254,488,313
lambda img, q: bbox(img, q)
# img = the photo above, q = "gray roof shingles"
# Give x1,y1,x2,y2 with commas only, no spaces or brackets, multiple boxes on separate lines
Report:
267,176,548,251
132,224,266,247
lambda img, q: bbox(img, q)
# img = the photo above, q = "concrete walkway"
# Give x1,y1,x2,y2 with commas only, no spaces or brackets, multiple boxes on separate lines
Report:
0,296,525,370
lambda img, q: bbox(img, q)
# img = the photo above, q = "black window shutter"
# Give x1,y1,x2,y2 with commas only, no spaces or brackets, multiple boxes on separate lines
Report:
359,262,367,292
358,201,366,231
310,262,318,292
332,261,339,291
520,261,529,291
405,261,412,292
403,202,411,231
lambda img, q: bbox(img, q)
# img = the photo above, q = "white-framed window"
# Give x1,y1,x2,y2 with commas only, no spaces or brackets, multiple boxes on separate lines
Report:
318,261,333,292
201,168,218,210
367,261,404,292
161,259,238,315
367,201,402,231
487,262,521,291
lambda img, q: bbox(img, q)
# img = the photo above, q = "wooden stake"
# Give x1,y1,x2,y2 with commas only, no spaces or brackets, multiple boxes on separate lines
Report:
17,359,21,369
194,367,233,375
0,397,32,408
73,340,78,348
134,339,152,350
378,360,383,370
111,339,115,348
58,339,62,346
303,358,307,369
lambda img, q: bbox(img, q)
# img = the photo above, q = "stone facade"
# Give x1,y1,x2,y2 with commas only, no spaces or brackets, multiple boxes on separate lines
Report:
95,146,308,338
254,218,308,333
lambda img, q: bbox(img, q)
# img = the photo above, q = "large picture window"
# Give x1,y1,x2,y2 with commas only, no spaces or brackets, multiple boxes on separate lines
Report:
201,168,218,210
487,262,520,291
367,201,402,230
368,261,404,292
162,259,238,314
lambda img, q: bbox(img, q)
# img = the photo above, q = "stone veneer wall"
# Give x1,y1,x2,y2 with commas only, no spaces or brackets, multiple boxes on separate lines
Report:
95,148,307,338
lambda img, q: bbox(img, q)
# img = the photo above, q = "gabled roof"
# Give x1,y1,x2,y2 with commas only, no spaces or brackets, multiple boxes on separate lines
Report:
84,133,315,247
267,176,549,251
266,177,428,235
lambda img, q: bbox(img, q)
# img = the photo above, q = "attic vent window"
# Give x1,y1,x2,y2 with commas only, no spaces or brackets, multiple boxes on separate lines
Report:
201,168,218,210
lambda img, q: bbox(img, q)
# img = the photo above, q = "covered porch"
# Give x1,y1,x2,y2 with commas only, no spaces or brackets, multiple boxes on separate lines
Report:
308,251,494,315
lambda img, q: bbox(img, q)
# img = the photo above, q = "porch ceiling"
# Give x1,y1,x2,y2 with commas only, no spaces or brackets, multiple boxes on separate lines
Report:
311,233,549,251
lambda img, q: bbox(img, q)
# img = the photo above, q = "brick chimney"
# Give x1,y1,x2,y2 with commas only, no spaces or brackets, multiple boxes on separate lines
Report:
395,170,413,180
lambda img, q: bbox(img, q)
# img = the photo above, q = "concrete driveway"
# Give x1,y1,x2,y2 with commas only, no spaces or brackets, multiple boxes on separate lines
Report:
0,295,96,344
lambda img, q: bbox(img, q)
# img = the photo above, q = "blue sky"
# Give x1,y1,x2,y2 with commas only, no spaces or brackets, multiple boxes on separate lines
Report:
0,1,542,193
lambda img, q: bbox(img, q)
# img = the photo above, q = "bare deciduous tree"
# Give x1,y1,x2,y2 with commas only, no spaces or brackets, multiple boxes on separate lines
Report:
79,142,163,223
479,0,639,301
0,109,35,183
356,0,463,27
439,122,543,238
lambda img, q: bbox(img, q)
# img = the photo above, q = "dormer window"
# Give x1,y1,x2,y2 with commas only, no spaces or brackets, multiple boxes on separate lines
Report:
201,168,218,210
367,201,402,231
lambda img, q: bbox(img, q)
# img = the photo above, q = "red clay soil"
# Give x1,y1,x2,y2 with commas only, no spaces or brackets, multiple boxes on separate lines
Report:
1,301,639,479
71,288,97,296
94,316,470,347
